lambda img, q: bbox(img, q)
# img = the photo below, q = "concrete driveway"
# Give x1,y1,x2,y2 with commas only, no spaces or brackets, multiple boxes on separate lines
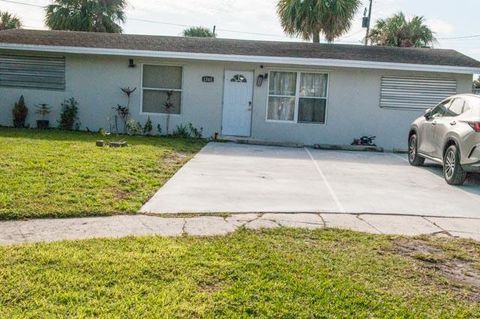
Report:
141,142,480,218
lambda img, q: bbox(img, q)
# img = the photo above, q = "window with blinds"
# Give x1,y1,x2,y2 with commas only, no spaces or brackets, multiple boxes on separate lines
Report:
380,76,457,110
0,55,66,91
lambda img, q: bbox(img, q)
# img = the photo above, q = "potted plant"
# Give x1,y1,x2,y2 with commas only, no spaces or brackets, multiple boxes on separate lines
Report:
12,95,28,128
35,103,51,129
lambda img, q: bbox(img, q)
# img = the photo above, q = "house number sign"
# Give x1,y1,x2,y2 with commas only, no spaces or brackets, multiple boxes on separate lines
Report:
202,76,214,83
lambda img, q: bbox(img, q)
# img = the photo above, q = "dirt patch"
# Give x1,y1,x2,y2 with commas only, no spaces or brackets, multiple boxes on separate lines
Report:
162,152,188,164
395,239,480,301
114,189,130,200
197,277,223,294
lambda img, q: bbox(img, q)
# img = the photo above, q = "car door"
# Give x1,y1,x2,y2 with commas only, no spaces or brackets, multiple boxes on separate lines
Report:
431,98,465,159
419,99,451,156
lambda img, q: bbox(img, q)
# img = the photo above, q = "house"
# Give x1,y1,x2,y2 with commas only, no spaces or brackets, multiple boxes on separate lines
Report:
1,29,479,150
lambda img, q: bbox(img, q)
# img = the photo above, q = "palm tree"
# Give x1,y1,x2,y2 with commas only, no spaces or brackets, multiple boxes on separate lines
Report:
183,26,215,38
368,12,435,48
0,11,22,31
277,0,360,43
45,0,127,33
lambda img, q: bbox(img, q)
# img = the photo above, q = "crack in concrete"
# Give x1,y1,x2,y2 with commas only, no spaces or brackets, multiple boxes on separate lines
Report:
356,214,384,234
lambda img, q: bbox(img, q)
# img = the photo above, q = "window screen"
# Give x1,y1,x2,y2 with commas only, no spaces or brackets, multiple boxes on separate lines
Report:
380,76,457,110
142,65,182,114
0,55,65,90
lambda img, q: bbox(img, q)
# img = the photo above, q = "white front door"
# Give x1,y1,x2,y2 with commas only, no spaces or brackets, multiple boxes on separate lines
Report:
222,70,254,136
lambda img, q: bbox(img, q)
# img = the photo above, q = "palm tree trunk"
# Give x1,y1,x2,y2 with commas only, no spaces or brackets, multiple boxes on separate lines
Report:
312,32,320,43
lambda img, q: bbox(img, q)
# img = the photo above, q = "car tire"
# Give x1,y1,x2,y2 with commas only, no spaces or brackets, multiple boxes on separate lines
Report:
443,145,467,185
408,134,425,166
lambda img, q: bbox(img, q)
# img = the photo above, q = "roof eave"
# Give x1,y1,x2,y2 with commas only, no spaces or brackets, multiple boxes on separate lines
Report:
0,43,479,75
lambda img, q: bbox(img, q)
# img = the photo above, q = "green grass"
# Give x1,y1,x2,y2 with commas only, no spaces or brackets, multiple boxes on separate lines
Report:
1,228,479,318
0,128,205,220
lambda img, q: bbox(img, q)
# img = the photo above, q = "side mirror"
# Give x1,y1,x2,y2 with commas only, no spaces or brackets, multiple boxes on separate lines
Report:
424,108,432,119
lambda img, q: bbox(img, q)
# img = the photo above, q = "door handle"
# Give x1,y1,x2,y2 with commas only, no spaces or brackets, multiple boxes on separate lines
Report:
450,121,457,126
432,121,437,126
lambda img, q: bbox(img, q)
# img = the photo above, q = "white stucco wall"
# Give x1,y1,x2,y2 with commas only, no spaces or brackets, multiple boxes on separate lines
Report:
0,50,473,151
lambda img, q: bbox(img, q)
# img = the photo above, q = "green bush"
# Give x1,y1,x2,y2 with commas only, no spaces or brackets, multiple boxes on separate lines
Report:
143,116,153,135
59,98,79,130
12,95,28,128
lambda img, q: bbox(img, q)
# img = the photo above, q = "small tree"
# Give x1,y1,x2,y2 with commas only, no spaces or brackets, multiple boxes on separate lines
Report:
59,97,79,130
12,95,28,128
113,87,136,134
183,26,215,38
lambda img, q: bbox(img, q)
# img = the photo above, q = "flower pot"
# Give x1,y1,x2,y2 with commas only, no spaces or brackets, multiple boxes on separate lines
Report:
36,120,49,129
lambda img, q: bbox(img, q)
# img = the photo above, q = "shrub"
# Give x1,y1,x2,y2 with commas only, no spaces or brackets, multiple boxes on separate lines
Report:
143,116,153,135
126,119,142,135
172,124,190,138
188,123,203,139
12,95,28,128
59,98,79,130
157,124,162,135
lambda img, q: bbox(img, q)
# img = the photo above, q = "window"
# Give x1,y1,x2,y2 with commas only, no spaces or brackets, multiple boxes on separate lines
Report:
267,71,328,123
142,65,182,114
430,99,451,118
380,76,457,110
0,55,65,90
446,98,465,117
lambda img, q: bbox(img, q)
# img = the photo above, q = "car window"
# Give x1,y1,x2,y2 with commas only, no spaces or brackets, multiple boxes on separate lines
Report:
446,98,465,117
430,99,451,118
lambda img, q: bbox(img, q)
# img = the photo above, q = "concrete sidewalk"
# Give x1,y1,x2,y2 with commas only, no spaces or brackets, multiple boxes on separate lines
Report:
1,213,480,245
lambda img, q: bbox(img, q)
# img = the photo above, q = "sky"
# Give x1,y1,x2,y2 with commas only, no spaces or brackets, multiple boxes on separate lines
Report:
1,0,479,63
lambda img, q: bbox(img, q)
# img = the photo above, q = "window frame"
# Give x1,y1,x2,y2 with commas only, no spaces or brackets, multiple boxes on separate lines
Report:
265,70,329,125
140,63,185,116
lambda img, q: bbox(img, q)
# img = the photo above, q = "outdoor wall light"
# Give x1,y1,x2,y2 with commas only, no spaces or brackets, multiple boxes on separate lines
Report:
256,73,268,87
128,59,136,68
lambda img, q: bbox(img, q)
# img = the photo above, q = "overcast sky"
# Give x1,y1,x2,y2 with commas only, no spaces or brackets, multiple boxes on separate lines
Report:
2,0,479,61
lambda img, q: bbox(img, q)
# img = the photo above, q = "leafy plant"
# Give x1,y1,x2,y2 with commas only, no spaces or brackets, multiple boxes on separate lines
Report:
143,116,153,135
126,119,142,136
157,124,162,135
35,104,51,120
113,87,136,134
172,124,190,138
12,95,28,128
59,97,79,130
188,123,203,139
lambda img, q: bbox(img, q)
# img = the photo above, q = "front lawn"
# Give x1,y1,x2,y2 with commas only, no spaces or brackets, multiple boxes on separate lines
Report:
0,128,205,220
1,228,479,318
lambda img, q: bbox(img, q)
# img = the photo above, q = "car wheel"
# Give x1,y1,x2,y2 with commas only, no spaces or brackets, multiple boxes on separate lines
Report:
408,134,425,166
443,145,467,185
